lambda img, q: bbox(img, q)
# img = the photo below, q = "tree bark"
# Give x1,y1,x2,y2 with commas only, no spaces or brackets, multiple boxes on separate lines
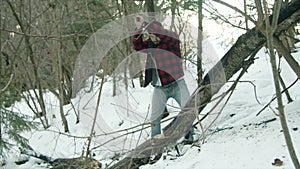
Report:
146,0,155,13
109,1,300,168
197,0,203,84
58,43,69,132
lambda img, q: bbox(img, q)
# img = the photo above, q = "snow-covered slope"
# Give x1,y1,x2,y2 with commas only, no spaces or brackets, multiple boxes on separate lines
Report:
138,46,300,169
3,42,300,169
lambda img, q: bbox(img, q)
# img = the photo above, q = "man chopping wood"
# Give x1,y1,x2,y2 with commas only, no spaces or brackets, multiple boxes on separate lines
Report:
132,15,194,143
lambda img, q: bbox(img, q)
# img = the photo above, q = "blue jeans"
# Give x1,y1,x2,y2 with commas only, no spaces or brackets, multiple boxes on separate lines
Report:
150,78,192,138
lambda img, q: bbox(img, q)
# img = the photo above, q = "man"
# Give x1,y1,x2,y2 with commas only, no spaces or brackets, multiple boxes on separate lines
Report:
132,16,193,142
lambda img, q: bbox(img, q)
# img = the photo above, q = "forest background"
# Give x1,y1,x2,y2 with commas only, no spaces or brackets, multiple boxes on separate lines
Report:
0,0,300,168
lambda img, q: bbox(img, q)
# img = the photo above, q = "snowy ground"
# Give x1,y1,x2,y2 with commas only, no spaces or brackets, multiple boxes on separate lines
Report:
139,48,300,169
2,40,300,169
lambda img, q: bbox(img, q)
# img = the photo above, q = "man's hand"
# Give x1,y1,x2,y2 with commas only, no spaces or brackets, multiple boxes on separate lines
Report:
149,34,160,44
135,15,145,29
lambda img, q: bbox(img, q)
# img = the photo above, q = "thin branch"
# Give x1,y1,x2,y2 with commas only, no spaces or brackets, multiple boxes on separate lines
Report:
85,58,106,158
254,0,264,29
0,28,89,39
194,87,206,143
256,78,298,116
273,36,300,79
203,5,248,31
229,80,261,105
271,0,283,32
128,105,152,168
279,74,293,103
212,0,256,25
0,74,14,92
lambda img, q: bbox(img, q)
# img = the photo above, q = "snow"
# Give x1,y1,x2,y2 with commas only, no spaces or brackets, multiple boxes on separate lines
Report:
2,34,300,169
138,48,300,169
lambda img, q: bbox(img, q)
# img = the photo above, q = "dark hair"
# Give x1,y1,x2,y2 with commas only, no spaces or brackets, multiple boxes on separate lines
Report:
148,20,163,35
152,20,162,27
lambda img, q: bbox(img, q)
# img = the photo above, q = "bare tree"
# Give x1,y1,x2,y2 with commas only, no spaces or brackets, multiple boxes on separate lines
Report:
109,1,300,168
5,0,50,128
255,0,300,168
197,0,203,84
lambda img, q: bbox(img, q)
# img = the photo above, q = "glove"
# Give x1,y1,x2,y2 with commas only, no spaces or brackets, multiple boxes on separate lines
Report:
135,15,147,30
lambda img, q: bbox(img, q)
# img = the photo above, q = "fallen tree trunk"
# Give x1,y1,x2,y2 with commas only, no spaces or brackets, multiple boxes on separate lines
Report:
109,1,300,168
19,148,101,169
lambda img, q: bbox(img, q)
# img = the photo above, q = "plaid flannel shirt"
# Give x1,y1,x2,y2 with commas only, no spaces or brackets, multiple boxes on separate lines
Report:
133,21,184,87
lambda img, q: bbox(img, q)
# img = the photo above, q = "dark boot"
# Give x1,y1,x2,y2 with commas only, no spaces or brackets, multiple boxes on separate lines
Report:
183,128,194,144
162,107,169,119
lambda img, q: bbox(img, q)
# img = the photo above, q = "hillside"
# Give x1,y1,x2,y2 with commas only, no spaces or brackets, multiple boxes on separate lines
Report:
2,40,300,169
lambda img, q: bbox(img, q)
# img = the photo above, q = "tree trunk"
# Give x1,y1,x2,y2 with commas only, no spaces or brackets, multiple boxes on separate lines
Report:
58,43,69,132
259,0,300,167
0,0,2,142
146,0,155,13
244,0,249,29
108,1,300,168
197,0,203,85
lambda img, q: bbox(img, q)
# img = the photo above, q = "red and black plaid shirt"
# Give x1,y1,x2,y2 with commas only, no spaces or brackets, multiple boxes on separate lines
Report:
133,22,184,87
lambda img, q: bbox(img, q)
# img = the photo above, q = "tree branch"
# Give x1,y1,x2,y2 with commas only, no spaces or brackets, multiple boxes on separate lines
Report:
109,1,300,168
256,78,298,116
0,74,14,93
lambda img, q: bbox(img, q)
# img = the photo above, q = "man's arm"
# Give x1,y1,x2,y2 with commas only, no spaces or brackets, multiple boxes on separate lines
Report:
132,30,149,51
132,16,149,51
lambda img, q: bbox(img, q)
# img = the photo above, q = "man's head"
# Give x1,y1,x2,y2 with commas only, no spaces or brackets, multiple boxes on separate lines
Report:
151,20,163,27
148,21,162,44
148,20,162,33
